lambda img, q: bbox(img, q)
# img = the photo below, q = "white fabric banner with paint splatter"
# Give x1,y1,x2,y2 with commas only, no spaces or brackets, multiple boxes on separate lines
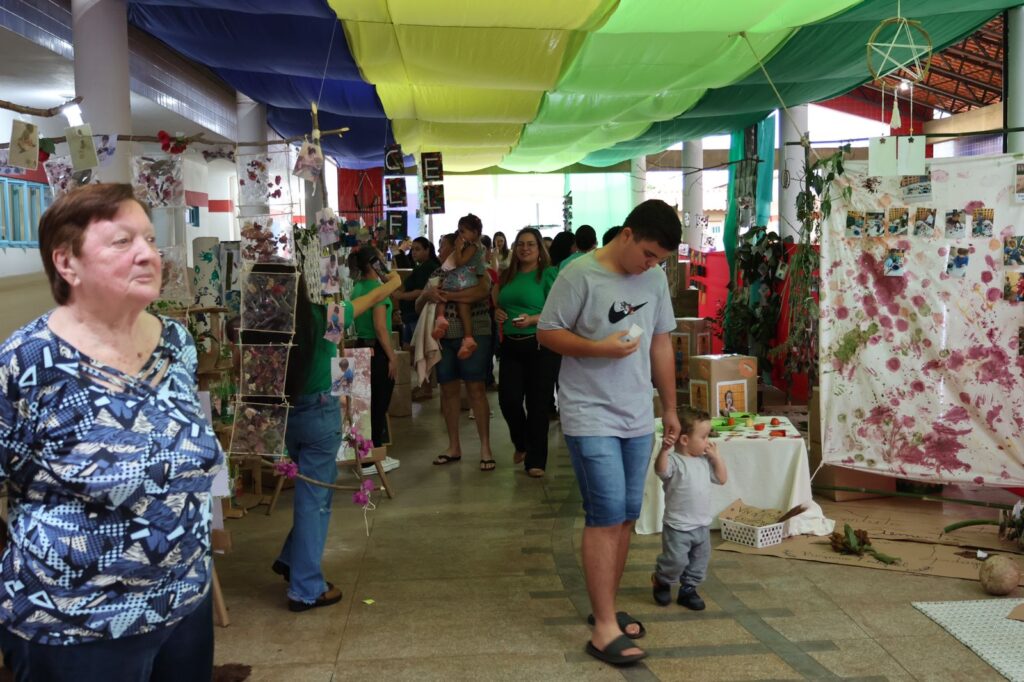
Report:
821,156,1024,486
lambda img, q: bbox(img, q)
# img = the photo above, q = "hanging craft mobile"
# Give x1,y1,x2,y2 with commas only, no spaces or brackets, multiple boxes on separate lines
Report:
866,1,933,133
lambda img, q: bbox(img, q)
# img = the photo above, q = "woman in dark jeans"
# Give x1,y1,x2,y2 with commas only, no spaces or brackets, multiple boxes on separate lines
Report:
347,247,398,447
493,227,558,477
393,237,440,347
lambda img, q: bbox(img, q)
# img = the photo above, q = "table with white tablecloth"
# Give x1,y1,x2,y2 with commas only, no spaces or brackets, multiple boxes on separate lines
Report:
636,417,834,537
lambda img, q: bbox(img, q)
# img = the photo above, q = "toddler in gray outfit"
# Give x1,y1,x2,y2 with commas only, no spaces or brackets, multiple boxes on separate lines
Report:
651,407,727,610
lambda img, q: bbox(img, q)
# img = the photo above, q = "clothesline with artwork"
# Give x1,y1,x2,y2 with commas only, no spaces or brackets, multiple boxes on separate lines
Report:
820,156,1024,488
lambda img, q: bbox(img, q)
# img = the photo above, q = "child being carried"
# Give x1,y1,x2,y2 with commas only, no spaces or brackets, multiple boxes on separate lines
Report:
432,213,487,359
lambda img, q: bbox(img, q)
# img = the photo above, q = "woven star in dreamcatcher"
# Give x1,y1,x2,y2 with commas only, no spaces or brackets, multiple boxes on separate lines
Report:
866,14,932,83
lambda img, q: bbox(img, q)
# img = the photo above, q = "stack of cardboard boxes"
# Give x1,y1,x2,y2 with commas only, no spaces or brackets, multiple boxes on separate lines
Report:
808,387,896,501
388,349,413,417
687,354,758,417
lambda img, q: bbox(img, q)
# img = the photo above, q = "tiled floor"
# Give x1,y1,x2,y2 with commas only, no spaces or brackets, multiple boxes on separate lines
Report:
213,394,1005,681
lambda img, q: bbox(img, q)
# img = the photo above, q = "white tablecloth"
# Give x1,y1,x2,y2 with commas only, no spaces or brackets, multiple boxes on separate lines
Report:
636,417,834,537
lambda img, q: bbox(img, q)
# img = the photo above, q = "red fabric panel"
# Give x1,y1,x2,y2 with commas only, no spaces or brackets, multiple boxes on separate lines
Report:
337,168,384,225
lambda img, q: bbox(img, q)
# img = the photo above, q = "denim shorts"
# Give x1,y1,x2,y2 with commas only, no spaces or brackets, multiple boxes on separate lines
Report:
436,335,491,384
564,434,655,527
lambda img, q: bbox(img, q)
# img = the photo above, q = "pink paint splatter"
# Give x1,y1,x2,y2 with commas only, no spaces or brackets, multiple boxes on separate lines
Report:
886,357,901,371
879,316,893,329
911,380,925,393
985,404,1003,430
942,406,970,423
921,279,931,289
859,251,908,307
896,319,909,332
959,392,971,404
931,169,949,182
964,200,985,214
981,271,993,284
836,306,849,320
974,476,985,484
987,287,1001,302
911,295,925,308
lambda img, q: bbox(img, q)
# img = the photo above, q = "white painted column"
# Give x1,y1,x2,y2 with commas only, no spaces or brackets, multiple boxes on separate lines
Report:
1007,7,1024,153
682,139,704,252
71,0,132,182
630,156,647,207
778,104,808,241
236,93,269,219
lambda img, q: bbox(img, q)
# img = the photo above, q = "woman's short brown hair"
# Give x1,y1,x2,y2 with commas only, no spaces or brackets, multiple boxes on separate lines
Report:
38,183,148,305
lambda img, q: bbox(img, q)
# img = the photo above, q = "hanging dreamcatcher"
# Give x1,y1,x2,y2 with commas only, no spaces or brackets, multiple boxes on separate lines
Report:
865,1,932,132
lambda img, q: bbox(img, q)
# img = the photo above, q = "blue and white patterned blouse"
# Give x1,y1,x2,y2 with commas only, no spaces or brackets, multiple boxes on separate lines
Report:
0,313,223,645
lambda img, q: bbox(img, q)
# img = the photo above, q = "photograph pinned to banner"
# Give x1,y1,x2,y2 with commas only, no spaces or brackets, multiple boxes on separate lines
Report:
678,243,690,261
972,207,994,237
884,247,907,277
1015,164,1024,202
1004,236,1024,266
423,183,445,214
946,247,969,278
324,301,345,344
316,207,340,248
1005,271,1024,303
386,210,408,240
385,177,406,207
845,210,865,238
900,174,931,202
420,151,443,181
717,380,746,417
865,211,885,237
8,120,39,170
65,124,99,170
335,348,372,456
913,207,936,237
944,209,966,239
1019,327,1024,357
292,139,324,183
384,144,404,174
320,248,340,296
887,207,909,236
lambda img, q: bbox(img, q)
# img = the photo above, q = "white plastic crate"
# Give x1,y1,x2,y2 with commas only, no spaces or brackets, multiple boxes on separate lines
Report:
720,518,784,548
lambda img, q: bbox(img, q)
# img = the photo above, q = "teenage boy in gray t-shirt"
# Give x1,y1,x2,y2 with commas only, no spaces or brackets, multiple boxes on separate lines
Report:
652,407,727,610
538,199,681,666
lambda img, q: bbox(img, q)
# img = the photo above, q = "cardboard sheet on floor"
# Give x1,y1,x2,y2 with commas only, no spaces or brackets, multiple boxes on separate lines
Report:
718,496,1024,585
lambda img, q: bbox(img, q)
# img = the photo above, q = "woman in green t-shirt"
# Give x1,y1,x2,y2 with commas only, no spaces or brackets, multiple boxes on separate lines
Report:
347,246,398,447
493,227,559,477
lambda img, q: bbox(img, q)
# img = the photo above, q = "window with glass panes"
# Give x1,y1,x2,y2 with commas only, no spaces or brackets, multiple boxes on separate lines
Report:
0,178,52,247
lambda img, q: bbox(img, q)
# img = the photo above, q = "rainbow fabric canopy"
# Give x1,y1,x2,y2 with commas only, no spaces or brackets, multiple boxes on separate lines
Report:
128,0,1014,172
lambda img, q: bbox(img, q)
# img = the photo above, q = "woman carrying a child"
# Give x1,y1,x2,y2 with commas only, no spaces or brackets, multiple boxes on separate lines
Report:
431,213,489,360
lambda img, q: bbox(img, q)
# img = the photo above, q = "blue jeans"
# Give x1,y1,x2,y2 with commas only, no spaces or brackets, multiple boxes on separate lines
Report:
436,335,491,384
277,392,343,603
0,592,212,682
564,434,655,527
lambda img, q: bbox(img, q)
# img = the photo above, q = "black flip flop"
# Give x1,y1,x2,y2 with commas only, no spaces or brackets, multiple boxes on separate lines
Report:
479,459,496,471
587,611,647,639
585,634,647,666
432,454,462,465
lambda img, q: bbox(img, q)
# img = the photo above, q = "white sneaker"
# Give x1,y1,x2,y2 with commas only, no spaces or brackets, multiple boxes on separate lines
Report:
361,456,400,476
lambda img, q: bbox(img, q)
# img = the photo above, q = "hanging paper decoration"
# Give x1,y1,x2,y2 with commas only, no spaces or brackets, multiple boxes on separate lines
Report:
192,236,223,307
316,207,340,247
93,134,117,166
8,120,39,170
218,240,242,314
292,139,324,183
65,124,99,171
420,152,444,182
156,244,192,306
423,183,445,215
230,402,289,456
324,301,345,343
320,249,341,296
133,155,185,208
384,144,404,173
44,156,95,198
295,234,324,306
241,344,291,397
385,177,406,207
334,348,372,461
386,211,408,239
239,215,295,264
236,152,288,207
240,270,298,333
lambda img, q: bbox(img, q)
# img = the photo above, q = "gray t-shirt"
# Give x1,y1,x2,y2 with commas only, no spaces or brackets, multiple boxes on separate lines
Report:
657,452,723,531
538,252,675,437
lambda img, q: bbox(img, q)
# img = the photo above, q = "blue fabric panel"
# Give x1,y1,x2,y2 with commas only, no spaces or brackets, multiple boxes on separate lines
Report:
129,0,332,17
215,69,384,119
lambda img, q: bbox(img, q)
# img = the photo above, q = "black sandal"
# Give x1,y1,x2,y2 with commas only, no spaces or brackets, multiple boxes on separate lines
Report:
587,611,647,639
433,454,462,465
479,459,496,471
585,634,647,666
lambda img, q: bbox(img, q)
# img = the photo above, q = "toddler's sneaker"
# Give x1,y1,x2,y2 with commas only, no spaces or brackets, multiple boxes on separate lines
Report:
431,316,449,340
651,573,671,606
677,586,706,611
457,336,478,359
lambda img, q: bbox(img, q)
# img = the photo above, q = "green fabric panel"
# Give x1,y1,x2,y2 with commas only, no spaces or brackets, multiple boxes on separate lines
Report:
568,173,632,234
755,116,776,227
582,1,1015,166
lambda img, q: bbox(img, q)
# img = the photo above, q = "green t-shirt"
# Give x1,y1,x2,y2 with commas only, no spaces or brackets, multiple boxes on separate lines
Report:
558,251,585,271
302,301,352,395
497,267,557,336
351,279,392,340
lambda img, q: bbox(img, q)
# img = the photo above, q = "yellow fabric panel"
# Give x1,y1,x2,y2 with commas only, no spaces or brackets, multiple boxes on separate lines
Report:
393,121,524,149
329,0,618,30
376,84,542,123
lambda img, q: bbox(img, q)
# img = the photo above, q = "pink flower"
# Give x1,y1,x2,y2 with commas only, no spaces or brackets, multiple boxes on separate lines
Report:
360,479,375,493
353,491,369,506
274,459,298,479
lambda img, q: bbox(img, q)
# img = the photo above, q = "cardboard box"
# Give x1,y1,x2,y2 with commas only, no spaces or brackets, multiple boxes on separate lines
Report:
688,355,757,417
671,318,712,383
394,350,411,385
672,288,699,318
390,331,400,349
389,383,412,417
809,386,821,444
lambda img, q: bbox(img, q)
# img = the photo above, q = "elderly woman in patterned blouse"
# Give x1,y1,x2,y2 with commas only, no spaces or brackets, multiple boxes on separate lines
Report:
0,184,223,681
